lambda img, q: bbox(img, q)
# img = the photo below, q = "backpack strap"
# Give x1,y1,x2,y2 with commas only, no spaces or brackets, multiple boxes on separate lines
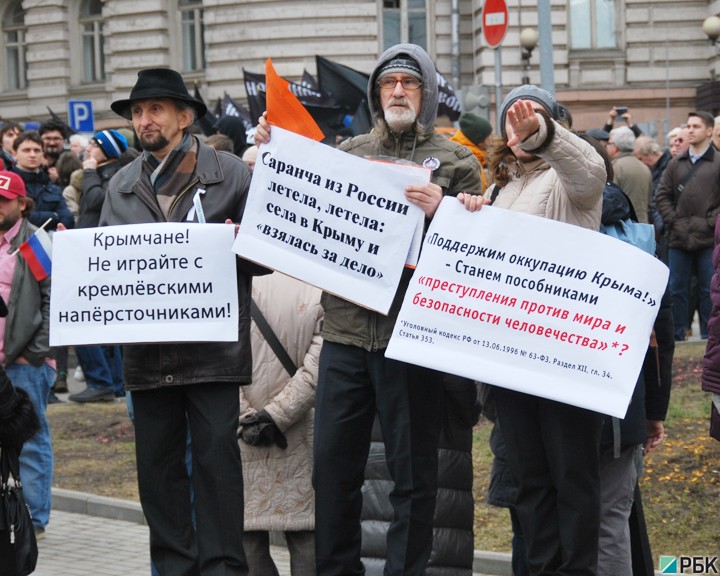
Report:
250,298,298,377
489,184,501,205
676,158,703,195
621,189,641,223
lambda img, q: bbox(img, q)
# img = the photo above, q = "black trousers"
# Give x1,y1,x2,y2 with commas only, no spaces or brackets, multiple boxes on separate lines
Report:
494,388,603,576
133,383,248,576
313,342,443,576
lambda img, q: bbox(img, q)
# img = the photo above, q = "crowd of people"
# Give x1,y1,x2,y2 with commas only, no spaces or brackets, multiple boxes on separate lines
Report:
0,42,718,576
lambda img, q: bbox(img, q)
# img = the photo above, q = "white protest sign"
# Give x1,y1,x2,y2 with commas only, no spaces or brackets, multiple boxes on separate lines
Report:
50,223,239,345
386,200,670,418
232,126,428,314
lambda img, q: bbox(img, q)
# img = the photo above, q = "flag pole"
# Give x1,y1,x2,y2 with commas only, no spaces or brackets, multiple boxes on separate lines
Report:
9,218,53,256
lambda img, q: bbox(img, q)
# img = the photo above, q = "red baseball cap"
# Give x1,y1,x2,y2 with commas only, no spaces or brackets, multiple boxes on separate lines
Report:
0,170,27,200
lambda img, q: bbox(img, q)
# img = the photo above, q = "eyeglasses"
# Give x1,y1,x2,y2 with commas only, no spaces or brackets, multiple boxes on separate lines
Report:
377,77,423,91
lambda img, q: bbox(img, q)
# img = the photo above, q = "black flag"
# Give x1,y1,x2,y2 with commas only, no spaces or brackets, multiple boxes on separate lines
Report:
243,70,267,125
305,105,346,145
290,82,335,108
243,70,345,144
435,69,462,121
315,56,369,114
193,84,217,136
244,69,335,111
221,92,254,132
46,107,76,136
301,70,320,91
350,98,372,136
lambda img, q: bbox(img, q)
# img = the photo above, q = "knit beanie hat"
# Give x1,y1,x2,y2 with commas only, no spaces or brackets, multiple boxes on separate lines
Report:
377,55,422,80
93,129,128,160
458,113,493,145
499,84,558,136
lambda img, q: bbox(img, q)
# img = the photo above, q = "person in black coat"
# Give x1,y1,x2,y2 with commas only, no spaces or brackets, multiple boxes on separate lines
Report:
0,371,39,450
0,294,41,570
597,175,673,576
0,295,39,448
361,375,480,576
582,133,673,575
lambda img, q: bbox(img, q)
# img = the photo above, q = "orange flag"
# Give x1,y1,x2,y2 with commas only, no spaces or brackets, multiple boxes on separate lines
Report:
265,58,325,142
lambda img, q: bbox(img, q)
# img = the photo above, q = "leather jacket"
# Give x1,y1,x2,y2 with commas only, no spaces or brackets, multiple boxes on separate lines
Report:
99,135,269,391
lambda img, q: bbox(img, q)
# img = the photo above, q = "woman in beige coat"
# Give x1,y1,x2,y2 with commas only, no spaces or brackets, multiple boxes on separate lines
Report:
239,272,323,576
460,85,606,576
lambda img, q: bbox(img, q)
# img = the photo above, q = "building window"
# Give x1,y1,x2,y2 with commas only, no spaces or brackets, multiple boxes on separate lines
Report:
179,0,205,72
569,0,617,50
79,0,105,82
382,0,427,51
3,0,27,91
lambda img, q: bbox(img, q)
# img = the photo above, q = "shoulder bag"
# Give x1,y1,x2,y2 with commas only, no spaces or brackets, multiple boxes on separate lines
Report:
0,444,38,576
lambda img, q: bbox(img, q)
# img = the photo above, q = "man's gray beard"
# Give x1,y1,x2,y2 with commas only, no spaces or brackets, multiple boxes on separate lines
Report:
140,134,170,152
384,107,417,133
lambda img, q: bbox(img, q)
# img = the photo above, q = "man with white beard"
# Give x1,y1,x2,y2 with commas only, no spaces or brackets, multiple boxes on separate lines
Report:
313,44,483,576
258,43,483,576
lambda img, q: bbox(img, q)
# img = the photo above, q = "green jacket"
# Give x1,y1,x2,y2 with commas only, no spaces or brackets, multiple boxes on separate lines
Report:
320,130,483,351
320,43,483,351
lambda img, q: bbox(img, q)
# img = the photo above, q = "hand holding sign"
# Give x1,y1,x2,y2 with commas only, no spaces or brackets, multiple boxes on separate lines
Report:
387,199,669,418
404,181,443,219
232,127,427,313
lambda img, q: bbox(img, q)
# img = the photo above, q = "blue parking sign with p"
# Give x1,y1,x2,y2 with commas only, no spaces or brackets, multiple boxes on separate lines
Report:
68,100,94,133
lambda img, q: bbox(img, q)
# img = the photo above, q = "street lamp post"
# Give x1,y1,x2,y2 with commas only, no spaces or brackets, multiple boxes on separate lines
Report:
520,27,539,85
703,15,720,44
702,15,720,81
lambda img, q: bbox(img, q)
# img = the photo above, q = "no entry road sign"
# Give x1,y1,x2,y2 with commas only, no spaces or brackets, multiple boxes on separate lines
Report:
483,0,509,49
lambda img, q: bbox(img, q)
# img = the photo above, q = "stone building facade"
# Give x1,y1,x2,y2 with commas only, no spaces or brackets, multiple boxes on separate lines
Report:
0,0,718,140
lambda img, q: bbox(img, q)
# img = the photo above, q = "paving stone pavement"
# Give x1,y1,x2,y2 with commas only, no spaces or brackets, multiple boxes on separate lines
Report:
43,358,507,576
34,509,292,576
34,503,504,575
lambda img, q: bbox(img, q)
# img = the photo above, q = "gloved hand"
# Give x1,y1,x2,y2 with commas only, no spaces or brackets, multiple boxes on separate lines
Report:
238,410,287,449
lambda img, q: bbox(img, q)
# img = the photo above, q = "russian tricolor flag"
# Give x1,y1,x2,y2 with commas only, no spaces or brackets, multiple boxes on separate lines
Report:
19,227,52,281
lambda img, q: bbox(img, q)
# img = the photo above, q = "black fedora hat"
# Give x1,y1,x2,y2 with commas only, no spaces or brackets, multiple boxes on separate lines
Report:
111,68,207,119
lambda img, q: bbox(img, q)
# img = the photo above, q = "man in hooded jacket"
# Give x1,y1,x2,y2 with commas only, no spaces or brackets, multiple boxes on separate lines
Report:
257,44,483,576
318,43,483,576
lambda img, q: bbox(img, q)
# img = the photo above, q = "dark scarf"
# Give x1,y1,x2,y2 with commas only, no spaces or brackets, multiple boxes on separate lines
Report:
142,134,198,218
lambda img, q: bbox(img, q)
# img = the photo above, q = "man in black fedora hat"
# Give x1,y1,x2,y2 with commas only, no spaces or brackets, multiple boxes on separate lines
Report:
100,67,269,576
